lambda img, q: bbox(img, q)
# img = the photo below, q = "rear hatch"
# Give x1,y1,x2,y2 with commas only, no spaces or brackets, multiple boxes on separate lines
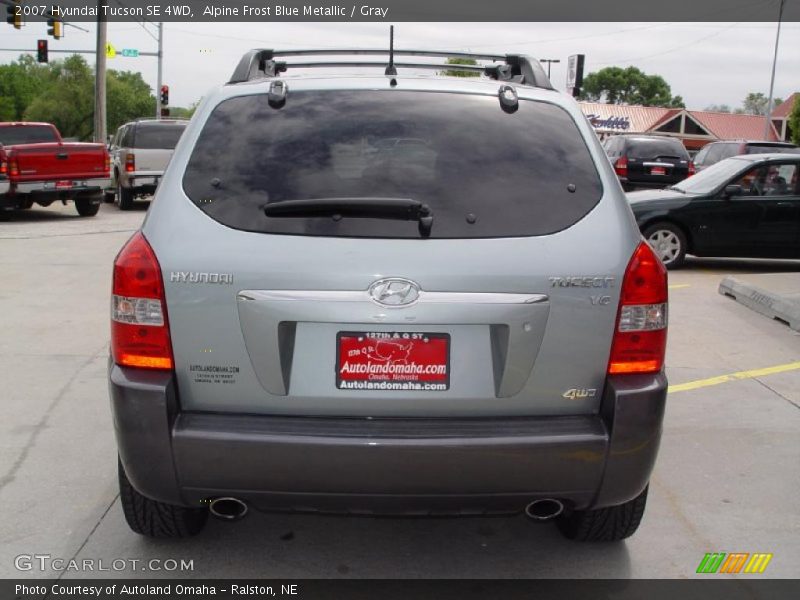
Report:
131,122,185,175
625,138,691,186
149,87,637,418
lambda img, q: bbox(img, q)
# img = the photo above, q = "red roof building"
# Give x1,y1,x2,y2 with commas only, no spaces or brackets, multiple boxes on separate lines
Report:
579,99,789,151
770,92,798,142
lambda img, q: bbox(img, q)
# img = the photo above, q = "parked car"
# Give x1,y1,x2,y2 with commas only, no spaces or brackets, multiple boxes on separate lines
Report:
107,118,188,210
693,140,799,172
604,134,694,191
110,49,668,541
0,122,110,217
629,153,800,268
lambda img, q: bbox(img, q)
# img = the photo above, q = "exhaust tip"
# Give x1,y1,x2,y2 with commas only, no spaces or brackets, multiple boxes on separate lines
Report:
524,499,564,521
209,497,248,521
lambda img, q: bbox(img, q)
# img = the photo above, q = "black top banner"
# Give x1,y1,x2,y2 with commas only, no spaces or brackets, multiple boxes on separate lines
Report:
7,0,800,22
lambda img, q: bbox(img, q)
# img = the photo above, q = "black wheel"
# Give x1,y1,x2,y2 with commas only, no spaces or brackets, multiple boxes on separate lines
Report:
75,195,101,217
117,182,134,211
118,459,208,538
643,222,687,269
557,486,648,542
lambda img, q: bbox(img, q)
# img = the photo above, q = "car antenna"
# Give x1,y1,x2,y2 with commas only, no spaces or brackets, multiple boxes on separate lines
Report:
385,25,398,76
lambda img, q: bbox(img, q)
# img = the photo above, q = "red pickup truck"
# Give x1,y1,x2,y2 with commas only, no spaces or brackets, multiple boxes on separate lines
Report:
0,122,111,218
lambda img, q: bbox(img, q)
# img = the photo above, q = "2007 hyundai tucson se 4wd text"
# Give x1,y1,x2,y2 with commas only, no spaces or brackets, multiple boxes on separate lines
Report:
109,49,668,541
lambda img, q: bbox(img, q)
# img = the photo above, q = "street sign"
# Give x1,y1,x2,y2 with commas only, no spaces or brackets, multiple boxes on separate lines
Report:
105,42,116,59
121,48,139,58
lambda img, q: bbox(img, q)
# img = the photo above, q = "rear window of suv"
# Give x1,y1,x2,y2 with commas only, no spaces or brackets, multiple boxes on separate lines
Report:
625,138,688,160
133,124,185,149
183,90,603,239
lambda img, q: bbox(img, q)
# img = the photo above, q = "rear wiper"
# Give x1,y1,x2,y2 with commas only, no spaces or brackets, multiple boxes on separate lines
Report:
263,197,434,237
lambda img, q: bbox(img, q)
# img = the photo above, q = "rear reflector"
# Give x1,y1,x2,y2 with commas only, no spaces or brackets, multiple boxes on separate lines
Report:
111,232,173,370
608,241,668,375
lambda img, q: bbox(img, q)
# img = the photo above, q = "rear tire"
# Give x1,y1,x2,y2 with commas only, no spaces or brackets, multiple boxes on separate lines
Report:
118,459,208,538
557,486,648,542
75,195,101,217
103,190,116,203
643,222,687,269
117,182,134,211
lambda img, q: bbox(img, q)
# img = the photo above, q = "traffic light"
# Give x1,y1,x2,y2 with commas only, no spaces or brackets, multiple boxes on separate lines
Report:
37,39,48,63
160,85,169,106
47,18,62,39
6,1,23,29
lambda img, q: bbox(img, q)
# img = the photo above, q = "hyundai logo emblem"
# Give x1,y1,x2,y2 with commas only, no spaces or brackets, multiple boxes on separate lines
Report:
368,278,421,307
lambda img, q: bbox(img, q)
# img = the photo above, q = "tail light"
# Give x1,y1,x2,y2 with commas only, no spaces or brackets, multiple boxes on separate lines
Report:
614,156,628,178
0,158,6,177
687,161,696,176
104,152,111,173
9,158,19,177
111,232,173,370
125,153,135,173
608,241,668,375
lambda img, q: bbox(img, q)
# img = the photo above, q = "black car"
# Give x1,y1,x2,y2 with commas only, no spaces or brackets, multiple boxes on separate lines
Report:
604,134,694,191
629,153,800,268
693,140,799,172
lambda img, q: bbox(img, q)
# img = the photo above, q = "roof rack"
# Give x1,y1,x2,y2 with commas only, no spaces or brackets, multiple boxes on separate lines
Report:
228,49,554,90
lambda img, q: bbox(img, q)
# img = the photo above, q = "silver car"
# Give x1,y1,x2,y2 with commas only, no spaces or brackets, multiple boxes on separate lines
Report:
107,118,187,209
109,49,669,541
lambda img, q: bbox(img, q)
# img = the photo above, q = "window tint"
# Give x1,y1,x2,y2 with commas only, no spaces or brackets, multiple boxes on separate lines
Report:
625,138,688,160
183,91,603,239
704,144,725,164
733,163,798,197
694,146,709,164
744,143,800,155
133,124,185,149
121,126,134,147
0,125,58,145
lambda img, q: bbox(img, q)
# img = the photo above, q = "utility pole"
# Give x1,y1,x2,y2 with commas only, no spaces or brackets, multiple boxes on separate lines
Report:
540,59,560,79
763,0,785,140
94,0,107,143
156,22,163,119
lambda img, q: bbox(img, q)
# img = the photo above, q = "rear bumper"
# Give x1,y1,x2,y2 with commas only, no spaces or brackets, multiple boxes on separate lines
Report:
9,177,111,195
110,364,666,514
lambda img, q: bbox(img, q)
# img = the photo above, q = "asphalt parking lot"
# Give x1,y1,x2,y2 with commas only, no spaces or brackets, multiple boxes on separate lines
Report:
1,201,798,579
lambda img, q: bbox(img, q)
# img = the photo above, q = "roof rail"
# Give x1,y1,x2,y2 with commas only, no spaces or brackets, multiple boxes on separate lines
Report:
228,49,554,90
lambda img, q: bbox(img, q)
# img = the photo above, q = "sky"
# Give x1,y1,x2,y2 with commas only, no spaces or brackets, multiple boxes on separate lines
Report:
2,21,799,111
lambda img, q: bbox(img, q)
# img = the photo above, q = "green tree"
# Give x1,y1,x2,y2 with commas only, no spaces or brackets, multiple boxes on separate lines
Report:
24,55,95,140
742,92,783,116
0,55,50,120
578,66,684,108
107,70,156,133
704,104,732,113
19,56,157,140
789,98,800,145
440,57,480,78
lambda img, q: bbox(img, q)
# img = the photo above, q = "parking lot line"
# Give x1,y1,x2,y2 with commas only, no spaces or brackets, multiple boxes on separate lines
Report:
668,284,690,290
668,361,800,394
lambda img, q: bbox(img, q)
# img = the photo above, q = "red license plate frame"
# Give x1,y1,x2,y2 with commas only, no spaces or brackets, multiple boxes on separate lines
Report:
650,167,667,176
336,331,450,391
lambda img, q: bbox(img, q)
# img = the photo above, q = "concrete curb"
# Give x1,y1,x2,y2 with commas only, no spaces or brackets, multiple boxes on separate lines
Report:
719,276,800,332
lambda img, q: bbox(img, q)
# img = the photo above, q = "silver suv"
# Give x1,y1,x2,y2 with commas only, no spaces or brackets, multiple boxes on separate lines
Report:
107,118,187,210
109,49,669,541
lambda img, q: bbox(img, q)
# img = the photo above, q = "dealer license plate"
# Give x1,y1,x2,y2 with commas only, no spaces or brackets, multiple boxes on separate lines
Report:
651,167,666,175
336,332,450,391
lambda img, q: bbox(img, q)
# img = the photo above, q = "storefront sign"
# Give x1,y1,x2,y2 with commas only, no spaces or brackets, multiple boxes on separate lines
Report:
586,114,631,131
